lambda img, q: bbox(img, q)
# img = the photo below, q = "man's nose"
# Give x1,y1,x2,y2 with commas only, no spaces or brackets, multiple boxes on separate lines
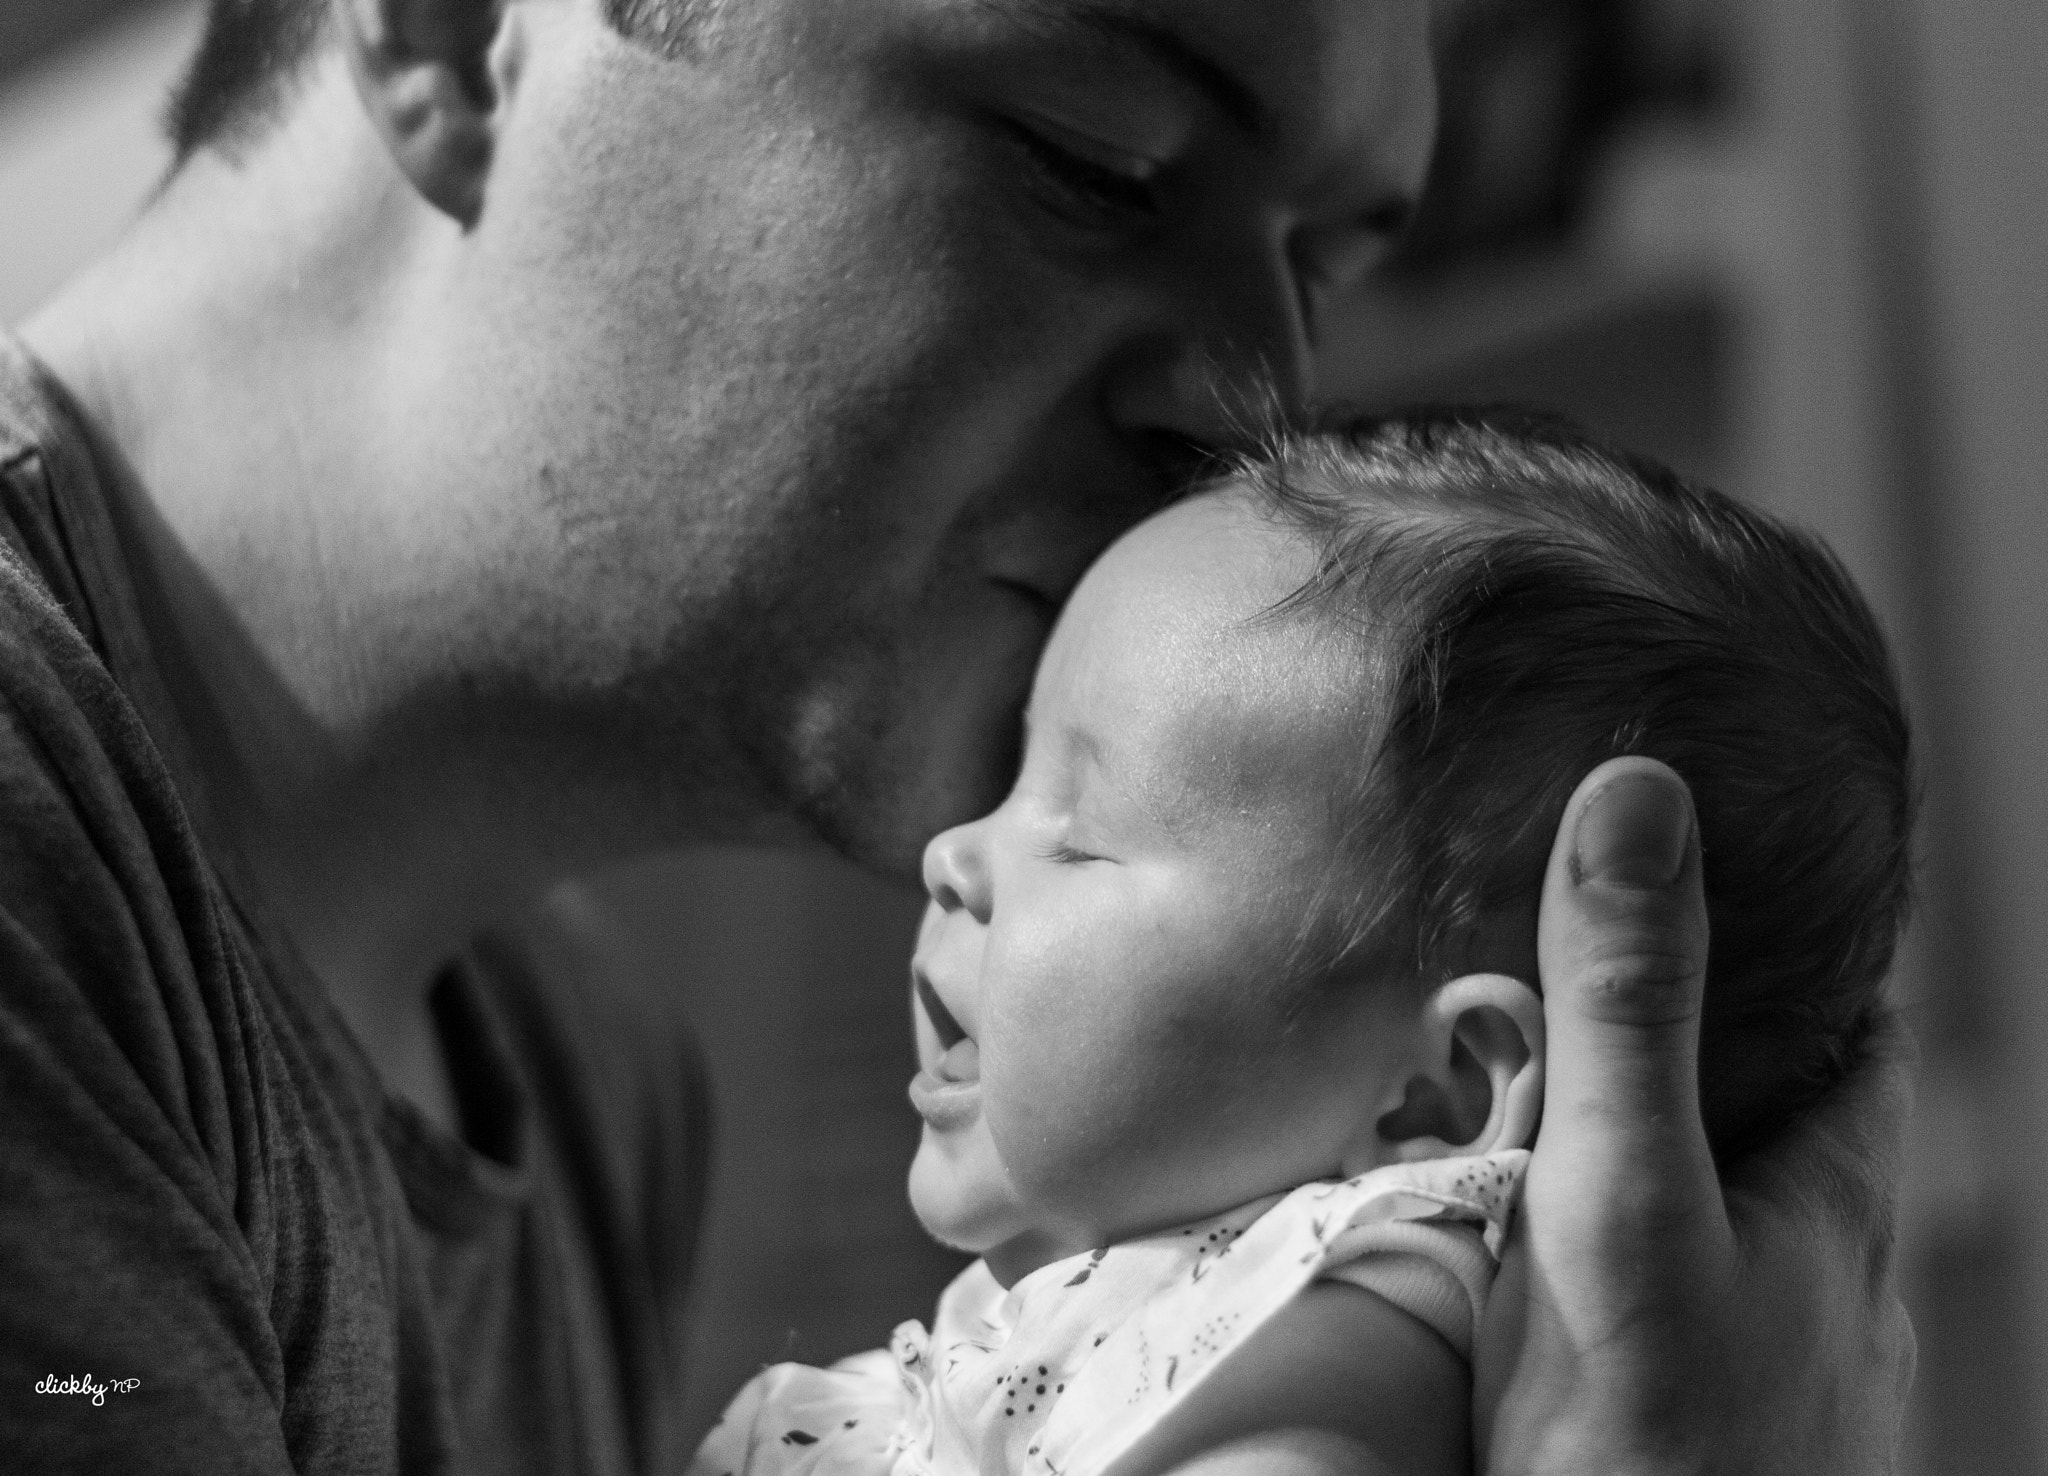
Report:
1102,241,1316,472
922,821,993,923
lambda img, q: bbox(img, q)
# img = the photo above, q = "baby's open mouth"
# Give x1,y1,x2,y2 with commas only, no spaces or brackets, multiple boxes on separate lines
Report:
916,973,968,1051
913,972,980,1096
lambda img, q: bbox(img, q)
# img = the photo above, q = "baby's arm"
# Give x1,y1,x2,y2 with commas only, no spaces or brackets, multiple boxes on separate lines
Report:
1105,1281,1469,1476
1148,1429,1407,1476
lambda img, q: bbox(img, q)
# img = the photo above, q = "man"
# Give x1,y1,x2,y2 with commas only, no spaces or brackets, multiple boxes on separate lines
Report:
0,0,1912,1470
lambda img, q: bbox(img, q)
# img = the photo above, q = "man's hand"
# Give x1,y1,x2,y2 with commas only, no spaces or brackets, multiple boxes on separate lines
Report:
1473,757,1916,1474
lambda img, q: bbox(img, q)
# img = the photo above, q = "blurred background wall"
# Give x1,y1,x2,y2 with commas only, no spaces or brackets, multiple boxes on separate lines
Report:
1,1,2042,1467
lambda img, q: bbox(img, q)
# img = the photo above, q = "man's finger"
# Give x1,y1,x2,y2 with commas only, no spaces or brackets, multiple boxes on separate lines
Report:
1535,757,1718,1194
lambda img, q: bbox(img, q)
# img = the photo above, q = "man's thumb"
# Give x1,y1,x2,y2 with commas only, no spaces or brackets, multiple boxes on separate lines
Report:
1537,757,1714,1168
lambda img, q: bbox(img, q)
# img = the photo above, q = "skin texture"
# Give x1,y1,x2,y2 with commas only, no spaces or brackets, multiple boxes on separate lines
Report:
1476,761,1919,1474
1108,1282,1470,1476
1136,1426,1422,1476
907,493,1544,1285
24,0,1436,1125
17,0,1915,1469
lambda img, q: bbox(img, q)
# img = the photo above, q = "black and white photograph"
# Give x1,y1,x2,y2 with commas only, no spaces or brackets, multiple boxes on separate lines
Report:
0,1,2040,1471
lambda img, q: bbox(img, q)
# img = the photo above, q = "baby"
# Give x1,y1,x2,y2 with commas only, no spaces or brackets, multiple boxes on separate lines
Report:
689,409,1914,1476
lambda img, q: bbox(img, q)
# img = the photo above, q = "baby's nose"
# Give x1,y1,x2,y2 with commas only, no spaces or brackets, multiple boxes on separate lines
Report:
922,820,992,923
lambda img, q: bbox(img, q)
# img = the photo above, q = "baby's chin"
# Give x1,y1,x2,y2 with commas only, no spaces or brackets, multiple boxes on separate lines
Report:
907,1133,1020,1252
907,1134,1094,1287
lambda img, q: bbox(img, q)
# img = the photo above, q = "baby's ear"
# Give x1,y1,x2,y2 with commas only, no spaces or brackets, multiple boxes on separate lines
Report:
1372,973,1545,1163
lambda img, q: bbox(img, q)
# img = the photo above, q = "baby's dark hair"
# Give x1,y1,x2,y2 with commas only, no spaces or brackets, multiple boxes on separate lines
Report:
1236,407,1914,1165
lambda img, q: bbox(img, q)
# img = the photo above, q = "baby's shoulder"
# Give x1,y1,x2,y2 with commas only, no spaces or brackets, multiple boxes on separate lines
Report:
1103,1279,1468,1476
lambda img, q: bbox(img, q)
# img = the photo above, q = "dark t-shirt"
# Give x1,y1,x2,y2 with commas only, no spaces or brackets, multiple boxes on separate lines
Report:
0,335,711,1474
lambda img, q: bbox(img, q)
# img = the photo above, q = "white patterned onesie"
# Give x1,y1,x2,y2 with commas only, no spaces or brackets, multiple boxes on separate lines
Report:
687,1151,1526,1476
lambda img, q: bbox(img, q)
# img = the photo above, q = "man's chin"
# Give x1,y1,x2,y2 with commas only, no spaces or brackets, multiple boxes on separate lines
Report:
800,799,931,885
765,606,1040,878
791,721,1023,883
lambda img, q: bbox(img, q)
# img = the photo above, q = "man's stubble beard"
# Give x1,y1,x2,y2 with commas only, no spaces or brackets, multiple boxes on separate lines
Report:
727,601,1035,885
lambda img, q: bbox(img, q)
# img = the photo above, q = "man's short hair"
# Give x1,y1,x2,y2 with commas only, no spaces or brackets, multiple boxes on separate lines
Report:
165,0,716,163
1238,408,1915,1165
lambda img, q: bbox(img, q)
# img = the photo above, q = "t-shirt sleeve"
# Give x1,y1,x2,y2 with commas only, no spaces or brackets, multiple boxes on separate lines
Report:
0,547,299,1473
1318,1222,1496,1361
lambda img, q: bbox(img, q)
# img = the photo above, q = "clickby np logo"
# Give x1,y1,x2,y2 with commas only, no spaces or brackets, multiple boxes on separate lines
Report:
35,1375,140,1407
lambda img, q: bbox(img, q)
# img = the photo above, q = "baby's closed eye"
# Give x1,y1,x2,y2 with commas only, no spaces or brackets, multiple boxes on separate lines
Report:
1034,840,1106,865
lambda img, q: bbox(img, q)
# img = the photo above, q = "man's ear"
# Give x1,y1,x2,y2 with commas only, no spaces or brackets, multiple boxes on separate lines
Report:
1373,973,1545,1163
339,0,522,225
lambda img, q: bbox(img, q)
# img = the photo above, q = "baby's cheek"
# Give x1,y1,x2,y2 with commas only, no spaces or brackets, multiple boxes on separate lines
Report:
982,1000,1251,1220
976,912,1286,1219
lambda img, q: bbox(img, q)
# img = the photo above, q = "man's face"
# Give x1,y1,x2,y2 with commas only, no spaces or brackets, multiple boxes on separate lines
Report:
448,0,1436,876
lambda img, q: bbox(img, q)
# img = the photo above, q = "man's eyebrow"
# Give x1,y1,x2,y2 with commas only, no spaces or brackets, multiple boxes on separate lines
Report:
994,1,1269,137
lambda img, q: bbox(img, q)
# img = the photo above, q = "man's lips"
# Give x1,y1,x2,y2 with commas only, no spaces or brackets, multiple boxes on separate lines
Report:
990,575,1061,622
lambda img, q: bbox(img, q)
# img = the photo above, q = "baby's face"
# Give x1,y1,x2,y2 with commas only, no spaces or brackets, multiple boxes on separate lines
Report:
908,491,1425,1284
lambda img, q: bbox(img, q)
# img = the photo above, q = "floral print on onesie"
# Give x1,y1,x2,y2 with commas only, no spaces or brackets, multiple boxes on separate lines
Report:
687,1150,1527,1476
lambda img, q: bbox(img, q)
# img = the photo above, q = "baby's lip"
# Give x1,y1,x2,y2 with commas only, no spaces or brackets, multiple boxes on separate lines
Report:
910,1039,981,1129
910,968,980,1129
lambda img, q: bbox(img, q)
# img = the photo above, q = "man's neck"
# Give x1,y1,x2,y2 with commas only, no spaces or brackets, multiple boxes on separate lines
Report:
19,81,654,1133
23,59,815,1131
